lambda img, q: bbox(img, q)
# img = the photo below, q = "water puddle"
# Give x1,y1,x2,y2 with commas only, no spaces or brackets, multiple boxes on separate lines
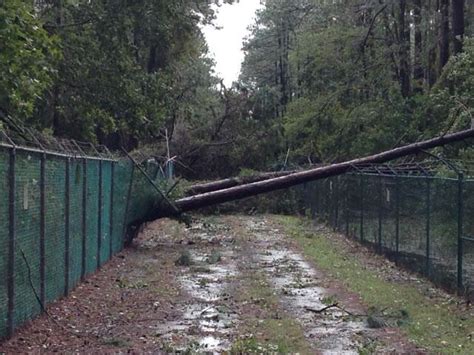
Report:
154,226,238,353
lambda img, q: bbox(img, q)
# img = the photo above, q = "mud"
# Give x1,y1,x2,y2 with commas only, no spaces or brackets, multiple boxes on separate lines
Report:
245,219,372,354
153,224,239,353
0,215,423,354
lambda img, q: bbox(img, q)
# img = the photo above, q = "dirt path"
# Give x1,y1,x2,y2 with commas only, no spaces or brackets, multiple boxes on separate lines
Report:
0,215,420,354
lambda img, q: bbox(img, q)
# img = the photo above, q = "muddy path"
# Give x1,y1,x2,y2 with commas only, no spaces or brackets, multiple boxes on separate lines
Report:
0,215,420,354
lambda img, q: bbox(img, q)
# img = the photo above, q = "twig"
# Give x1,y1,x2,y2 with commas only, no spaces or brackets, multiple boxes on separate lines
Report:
19,248,84,338
305,303,339,313
305,303,365,317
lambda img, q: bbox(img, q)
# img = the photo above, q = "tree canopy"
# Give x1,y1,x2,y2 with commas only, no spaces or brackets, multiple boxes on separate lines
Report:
0,0,472,178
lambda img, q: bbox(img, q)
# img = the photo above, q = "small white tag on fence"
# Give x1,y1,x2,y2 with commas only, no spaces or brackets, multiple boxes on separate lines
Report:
386,188,390,202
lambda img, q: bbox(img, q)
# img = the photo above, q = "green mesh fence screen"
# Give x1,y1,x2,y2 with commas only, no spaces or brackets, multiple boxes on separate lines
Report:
111,161,133,254
304,172,474,301
126,168,161,225
0,151,9,339
463,181,474,296
0,144,168,340
68,160,84,290
85,160,99,275
44,157,66,304
100,162,112,266
14,151,42,330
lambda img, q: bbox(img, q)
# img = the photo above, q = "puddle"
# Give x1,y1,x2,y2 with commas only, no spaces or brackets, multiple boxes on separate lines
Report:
154,228,238,353
199,336,226,352
248,218,370,354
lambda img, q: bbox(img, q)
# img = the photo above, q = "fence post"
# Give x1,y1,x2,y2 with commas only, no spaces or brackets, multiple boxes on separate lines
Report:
345,177,350,236
334,177,339,229
425,179,431,277
378,176,383,252
360,174,365,242
64,158,70,296
457,172,464,292
395,176,400,264
39,153,46,306
309,183,315,220
122,164,135,249
7,147,16,337
81,158,87,280
109,162,115,260
314,180,319,221
97,160,103,269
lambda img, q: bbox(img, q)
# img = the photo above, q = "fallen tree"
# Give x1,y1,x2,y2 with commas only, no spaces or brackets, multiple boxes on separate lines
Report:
186,170,301,195
172,129,474,213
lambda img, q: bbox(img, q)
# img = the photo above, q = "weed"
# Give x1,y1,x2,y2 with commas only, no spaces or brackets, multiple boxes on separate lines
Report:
321,295,338,305
357,338,379,355
192,265,212,273
198,277,211,287
175,250,193,266
207,250,222,264
231,337,279,353
102,338,131,348
234,270,312,354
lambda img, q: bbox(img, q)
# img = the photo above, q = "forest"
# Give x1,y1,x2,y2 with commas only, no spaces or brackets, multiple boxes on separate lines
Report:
0,0,473,178
2,2,474,353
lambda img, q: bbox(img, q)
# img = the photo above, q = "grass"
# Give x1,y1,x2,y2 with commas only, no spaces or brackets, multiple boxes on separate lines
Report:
278,215,474,354
231,269,312,354
102,337,131,348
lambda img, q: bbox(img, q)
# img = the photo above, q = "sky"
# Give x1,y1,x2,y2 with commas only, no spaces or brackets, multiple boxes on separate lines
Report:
202,0,263,86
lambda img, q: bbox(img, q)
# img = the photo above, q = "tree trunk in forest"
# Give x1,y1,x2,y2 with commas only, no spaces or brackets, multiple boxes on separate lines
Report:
169,129,474,214
52,0,63,136
413,0,423,92
148,45,158,73
425,0,437,87
398,0,411,97
452,0,465,54
439,0,450,74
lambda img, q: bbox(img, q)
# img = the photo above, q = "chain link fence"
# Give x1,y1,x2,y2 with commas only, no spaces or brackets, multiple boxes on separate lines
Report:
0,129,171,339
303,162,474,301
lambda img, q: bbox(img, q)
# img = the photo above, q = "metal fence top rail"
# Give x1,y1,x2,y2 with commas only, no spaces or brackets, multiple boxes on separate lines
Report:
349,157,471,179
0,128,118,162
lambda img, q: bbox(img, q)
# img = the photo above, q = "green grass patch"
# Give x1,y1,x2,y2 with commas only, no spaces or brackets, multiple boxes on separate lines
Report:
278,215,474,354
102,337,131,348
232,270,312,354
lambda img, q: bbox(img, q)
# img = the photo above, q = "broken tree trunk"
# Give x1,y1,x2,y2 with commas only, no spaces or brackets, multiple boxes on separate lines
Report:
186,170,302,195
172,129,474,213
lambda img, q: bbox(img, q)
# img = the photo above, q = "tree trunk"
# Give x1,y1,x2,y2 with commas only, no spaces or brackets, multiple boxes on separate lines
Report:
398,0,411,97
186,170,302,195
413,0,423,92
438,0,450,73
170,129,474,214
52,0,63,136
452,0,465,54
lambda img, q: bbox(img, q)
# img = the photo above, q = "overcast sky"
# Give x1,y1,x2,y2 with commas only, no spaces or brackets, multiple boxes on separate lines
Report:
202,0,263,86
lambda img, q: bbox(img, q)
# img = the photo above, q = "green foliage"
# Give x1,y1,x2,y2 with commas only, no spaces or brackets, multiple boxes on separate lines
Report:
0,0,59,120
240,0,474,168
430,39,474,133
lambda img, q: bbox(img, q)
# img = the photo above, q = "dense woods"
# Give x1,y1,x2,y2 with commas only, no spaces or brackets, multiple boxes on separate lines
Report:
240,0,474,169
0,0,473,179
